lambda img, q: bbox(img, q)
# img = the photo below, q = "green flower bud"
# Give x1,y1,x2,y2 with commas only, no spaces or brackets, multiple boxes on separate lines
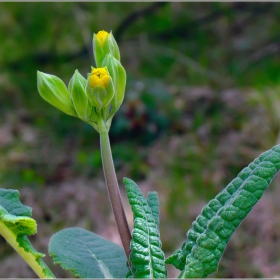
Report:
37,71,77,117
86,67,115,111
93,30,120,67
102,53,126,118
68,70,93,121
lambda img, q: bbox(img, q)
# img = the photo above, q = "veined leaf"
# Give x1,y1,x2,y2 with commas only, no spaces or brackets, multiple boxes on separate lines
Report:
147,192,160,227
49,227,127,278
166,145,280,278
124,178,167,278
0,188,55,278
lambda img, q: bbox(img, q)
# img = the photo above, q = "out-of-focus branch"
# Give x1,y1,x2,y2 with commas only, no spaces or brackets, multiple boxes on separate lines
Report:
152,3,276,41
114,2,168,41
6,2,278,71
239,42,280,71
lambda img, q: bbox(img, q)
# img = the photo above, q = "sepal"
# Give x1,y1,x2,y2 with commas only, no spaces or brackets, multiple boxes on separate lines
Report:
37,71,77,117
68,70,93,121
102,54,126,118
86,78,115,111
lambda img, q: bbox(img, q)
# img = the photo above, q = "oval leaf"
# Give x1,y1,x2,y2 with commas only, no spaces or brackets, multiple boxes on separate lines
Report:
166,145,280,278
49,227,127,278
124,178,167,278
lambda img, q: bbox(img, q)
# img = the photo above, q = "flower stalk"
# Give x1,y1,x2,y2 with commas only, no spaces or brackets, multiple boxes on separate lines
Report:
98,118,131,259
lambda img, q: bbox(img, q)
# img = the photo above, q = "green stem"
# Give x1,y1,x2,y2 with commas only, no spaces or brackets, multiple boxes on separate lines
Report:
98,119,132,260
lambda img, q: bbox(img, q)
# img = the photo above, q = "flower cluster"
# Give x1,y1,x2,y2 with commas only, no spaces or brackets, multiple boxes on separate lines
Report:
37,30,126,133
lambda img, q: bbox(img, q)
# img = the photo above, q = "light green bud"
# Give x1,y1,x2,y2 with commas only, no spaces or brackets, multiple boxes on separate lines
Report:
37,71,77,117
102,53,126,118
68,70,93,121
93,30,120,67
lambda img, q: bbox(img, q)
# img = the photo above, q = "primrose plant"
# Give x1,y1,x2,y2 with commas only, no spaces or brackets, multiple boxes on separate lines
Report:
1,30,280,279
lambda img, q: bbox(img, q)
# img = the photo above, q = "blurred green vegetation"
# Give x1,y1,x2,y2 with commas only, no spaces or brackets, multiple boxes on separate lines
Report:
1,2,280,278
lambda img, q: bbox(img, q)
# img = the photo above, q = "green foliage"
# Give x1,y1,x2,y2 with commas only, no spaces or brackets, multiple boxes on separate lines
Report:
166,145,280,278
124,178,167,278
49,227,127,278
0,188,55,278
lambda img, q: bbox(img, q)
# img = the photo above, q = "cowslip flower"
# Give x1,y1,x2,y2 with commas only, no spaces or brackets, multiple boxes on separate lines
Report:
37,30,124,134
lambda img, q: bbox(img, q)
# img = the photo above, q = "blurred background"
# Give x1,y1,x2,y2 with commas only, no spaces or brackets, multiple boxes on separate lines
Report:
1,2,280,277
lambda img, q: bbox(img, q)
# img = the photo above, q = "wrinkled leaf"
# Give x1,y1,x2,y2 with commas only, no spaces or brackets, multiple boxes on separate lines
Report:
147,191,160,227
124,178,167,278
166,145,280,278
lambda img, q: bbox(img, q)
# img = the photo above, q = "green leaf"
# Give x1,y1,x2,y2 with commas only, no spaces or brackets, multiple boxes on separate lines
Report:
49,227,127,278
124,178,167,278
166,145,280,278
0,188,55,278
147,191,160,227
68,70,94,121
37,71,77,117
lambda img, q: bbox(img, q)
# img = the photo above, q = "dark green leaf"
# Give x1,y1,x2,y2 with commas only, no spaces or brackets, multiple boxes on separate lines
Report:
49,227,127,278
124,178,167,278
147,191,160,227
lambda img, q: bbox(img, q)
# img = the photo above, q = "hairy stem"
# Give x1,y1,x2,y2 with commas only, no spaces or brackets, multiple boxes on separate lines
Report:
99,120,131,260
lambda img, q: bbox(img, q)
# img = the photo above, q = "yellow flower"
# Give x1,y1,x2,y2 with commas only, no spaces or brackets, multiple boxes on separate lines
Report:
96,30,110,46
89,67,110,88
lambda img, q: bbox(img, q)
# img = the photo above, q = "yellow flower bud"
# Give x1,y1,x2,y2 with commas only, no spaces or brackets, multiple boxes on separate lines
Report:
93,30,120,67
86,67,115,111
96,30,110,46
89,67,110,88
